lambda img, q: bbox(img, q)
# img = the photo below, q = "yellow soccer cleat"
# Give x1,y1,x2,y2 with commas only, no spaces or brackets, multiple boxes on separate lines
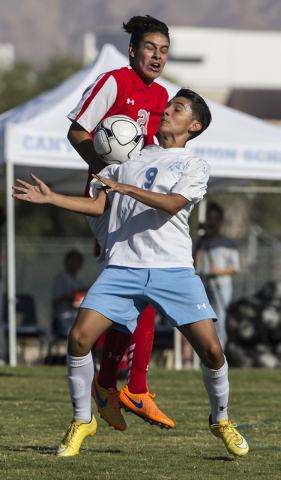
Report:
209,416,249,457
56,414,97,457
119,385,174,429
91,373,126,431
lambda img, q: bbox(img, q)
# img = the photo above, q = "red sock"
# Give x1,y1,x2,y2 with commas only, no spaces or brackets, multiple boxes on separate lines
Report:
118,351,128,372
127,305,155,394
98,328,130,389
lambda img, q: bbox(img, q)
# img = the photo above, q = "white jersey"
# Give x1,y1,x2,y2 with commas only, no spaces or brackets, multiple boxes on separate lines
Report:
89,144,210,269
193,235,240,291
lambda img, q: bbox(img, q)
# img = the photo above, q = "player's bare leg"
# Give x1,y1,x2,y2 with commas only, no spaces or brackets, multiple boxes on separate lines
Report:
68,308,113,357
178,318,223,369
178,319,249,457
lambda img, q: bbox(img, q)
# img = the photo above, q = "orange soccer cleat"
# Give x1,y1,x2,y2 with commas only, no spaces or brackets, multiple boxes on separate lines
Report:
119,385,174,429
91,373,126,431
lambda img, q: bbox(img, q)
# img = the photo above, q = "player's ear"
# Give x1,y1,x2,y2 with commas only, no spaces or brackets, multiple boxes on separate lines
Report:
188,120,202,134
128,43,136,59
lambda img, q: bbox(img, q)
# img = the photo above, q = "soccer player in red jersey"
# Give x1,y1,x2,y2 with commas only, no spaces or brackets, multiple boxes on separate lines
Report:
67,15,174,431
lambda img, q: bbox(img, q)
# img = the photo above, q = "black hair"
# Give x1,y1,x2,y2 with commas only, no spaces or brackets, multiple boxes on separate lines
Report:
207,202,224,220
123,15,170,49
64,250,84,265
174,88,212,140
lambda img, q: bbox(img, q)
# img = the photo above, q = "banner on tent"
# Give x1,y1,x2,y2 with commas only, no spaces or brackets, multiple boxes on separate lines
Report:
5,124,281,179
191,142,281,179
5,125,86,168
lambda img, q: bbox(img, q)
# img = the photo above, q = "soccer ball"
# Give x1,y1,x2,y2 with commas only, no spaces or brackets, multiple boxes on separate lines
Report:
93,115,144,165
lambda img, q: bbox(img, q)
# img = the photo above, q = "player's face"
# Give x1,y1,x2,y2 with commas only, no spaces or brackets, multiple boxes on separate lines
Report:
129,32,169,86
158,97,202,140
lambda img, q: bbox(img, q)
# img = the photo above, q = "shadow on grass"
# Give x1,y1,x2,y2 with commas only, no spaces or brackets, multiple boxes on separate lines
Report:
1,445,55,455
87,449,123,454
1,445,123,456
0,372,39,378
203,456,234,462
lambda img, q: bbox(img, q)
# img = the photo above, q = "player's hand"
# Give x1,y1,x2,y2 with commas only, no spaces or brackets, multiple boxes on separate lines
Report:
92,173,129,195
12,174,52,204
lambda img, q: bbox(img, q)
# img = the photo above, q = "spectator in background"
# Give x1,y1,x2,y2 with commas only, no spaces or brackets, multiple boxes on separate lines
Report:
193,202,240,351
52,250,88,338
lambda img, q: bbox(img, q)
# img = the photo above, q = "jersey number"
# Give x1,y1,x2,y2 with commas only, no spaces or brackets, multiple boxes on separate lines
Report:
144,168,158,189
137,109,150,135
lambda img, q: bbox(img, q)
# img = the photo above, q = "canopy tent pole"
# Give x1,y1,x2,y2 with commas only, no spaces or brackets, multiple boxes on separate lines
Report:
6,161,17,366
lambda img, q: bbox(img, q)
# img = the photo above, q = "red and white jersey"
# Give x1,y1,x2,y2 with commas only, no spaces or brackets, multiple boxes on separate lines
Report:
68,66,169,196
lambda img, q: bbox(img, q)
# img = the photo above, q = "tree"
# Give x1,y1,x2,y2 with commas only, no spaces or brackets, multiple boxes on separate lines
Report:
0,61,37,113
35,56,83,93
0,55,83,115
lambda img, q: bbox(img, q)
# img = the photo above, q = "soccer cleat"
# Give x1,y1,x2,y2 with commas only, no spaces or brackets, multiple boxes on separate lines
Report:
209,415,249,457
119,385,174,429
56,414,97,457
91,373,126,431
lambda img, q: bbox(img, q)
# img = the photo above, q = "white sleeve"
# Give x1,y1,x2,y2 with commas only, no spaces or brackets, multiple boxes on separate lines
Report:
171,156,210,204
67,74,118,132
88,164,119,198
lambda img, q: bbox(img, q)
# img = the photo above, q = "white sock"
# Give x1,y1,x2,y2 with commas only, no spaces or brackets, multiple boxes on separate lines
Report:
202,356,229,424
67,352,94,424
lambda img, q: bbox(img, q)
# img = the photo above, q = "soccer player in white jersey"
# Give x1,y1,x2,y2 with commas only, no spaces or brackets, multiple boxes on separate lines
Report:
13,89,249,459
67,15,173,431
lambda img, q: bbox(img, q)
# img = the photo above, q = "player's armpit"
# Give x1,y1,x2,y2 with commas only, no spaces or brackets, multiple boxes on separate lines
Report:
68,122,107,172
67,121,90,145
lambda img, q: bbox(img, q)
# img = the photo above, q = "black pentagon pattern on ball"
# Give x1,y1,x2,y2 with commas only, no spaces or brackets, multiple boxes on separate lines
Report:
104,127,115,139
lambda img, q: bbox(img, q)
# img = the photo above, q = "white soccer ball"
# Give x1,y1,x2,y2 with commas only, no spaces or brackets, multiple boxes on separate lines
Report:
93,115,144,165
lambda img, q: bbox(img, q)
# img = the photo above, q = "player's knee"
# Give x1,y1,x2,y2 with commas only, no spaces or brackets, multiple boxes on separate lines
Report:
202,341,224,369
68,326,88,353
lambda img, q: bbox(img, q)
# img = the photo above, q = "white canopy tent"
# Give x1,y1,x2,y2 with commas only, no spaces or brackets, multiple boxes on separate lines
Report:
1,44,281,365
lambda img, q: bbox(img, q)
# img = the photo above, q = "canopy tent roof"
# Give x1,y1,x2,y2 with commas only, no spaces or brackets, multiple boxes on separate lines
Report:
1,43,281,195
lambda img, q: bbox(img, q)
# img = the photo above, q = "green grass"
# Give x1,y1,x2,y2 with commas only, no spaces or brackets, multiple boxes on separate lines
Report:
0,366,280,479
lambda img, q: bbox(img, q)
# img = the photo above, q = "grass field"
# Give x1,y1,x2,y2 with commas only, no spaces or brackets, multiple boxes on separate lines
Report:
0,366,280,480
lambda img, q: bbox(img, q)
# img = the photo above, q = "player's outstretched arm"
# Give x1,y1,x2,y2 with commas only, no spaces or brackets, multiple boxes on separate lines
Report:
12,174,109,217
93,173,189,216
